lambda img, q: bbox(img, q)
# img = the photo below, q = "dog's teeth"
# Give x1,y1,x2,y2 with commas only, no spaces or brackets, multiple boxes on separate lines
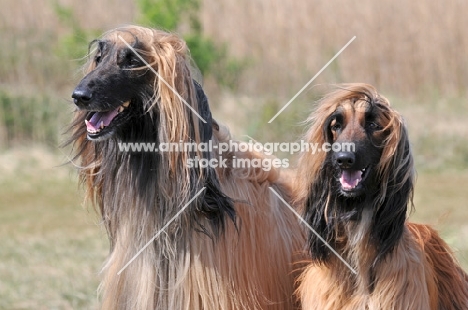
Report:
118,106,124,113
100,121,104,129
85,119,89,126
122,101,130,108
87,128,100,134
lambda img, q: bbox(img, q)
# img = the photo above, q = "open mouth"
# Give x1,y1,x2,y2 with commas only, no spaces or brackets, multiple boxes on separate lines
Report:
85,101,130,138
339,166,369,192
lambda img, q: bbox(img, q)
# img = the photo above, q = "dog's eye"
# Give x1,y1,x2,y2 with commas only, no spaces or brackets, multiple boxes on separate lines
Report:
124,52,141,68
366,122,381,130
330,121,342,131
130,57,141,67
331,124,341,131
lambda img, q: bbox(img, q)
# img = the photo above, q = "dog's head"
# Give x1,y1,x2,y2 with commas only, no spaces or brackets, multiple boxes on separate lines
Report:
298,84,414,263
71,26,207,143
325,89,395,199
72,29,151,140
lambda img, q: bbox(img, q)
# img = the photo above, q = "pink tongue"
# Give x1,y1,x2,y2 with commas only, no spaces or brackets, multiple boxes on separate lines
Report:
86,107,120,132
340,170,362,190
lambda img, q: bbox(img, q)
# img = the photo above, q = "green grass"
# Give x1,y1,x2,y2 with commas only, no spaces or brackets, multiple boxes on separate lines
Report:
0,147,466,308
0,148,107,309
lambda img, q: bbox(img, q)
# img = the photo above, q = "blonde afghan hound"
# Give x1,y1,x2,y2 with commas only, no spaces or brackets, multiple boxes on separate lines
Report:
295,84,468,309
67,26,304,309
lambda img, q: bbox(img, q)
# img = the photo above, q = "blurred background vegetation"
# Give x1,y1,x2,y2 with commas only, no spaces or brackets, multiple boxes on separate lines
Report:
0,0,467,308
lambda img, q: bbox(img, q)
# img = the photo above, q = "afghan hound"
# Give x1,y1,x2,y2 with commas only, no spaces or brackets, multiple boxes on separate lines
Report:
295,83,468,309
67,26,304,309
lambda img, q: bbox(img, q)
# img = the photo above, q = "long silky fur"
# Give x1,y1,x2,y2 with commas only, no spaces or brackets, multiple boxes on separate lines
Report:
67,26,304,310
296,83,468,309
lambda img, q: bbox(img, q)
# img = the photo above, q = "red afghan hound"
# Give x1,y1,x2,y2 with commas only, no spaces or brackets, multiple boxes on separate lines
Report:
67,26,304,309
295,84,468,309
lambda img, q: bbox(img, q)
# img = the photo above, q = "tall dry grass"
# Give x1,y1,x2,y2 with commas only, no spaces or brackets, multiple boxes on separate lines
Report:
201,0,468,97
1,0,467,97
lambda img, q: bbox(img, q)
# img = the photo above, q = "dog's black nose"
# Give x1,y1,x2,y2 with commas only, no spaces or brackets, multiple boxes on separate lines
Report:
72,88,93,106
335,152,355,168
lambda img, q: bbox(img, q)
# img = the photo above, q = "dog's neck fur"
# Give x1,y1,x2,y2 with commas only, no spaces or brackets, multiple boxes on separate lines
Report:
303,163,408,294
326,197,380,287
96,135,215,309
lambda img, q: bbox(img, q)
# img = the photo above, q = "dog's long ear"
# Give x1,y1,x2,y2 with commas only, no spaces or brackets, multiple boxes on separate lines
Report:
372,109,414,264
191,81,235,235
149,32,194,147
302,167,337,263
298,94,340,263
149,31,235,234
